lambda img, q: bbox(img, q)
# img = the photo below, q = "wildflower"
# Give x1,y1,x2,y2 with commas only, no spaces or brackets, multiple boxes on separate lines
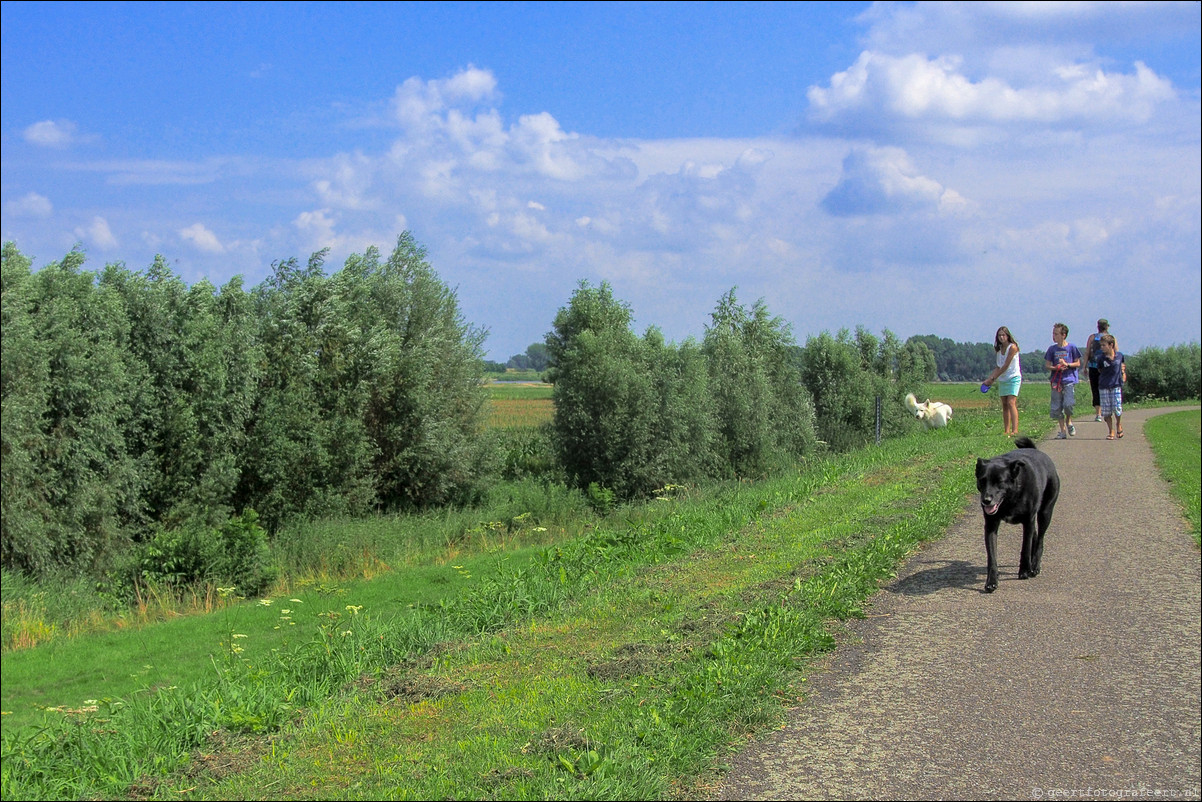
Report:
345,605,363,615
258,599,273,606
232,633,248,639
340,630,353,637
289,599,303,603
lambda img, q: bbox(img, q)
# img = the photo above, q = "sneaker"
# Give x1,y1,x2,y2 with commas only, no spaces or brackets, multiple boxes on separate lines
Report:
1094,415,1103,422
1055,431,1067,439
1068,424,1076,437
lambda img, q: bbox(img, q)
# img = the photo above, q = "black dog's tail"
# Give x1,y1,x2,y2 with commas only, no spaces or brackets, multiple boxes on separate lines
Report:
1014,436,1038,450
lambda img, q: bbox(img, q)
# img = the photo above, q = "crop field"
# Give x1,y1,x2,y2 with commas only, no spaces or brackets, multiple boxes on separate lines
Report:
487,381,554,429
483,381,1022,430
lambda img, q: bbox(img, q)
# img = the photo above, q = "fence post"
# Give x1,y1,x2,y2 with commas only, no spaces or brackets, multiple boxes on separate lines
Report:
875,395,882,445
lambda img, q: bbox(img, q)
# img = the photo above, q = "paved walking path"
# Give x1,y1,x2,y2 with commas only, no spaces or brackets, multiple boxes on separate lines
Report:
714,407,1201,801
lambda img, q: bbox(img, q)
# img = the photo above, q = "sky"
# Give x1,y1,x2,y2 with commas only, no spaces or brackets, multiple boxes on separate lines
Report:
2,1,1199,361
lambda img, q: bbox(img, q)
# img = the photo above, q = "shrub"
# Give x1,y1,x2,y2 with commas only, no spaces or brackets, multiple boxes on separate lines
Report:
1126,343,1201,402
135,510,277,598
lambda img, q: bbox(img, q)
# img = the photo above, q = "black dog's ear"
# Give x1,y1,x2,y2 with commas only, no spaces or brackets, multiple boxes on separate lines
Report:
1009,460,1025,480
975,458,986,479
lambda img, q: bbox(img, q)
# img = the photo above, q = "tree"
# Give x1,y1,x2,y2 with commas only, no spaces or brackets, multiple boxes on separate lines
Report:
1,247,143,576
703,289,817,477
358,233,493,510
545,281,654,498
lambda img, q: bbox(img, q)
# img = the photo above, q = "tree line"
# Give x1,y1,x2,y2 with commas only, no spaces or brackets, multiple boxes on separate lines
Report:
4,236,1196,594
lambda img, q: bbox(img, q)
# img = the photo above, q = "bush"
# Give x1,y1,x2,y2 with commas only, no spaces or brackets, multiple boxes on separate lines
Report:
1126,343,1201,402
135,510,277,598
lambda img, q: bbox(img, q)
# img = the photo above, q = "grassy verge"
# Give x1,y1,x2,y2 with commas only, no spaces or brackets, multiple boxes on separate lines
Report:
3,402,1053,800
1144,408,1202,546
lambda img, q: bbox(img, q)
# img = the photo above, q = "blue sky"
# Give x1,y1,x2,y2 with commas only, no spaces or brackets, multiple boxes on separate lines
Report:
3,1,1199,361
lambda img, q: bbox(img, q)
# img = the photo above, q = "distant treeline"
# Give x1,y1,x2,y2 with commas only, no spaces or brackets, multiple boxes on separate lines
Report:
907,334,1050,382
494,332,1049,383
3,237,1196,593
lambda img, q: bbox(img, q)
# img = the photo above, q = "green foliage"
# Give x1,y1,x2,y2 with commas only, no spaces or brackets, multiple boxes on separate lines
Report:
493,426,560,481
1126,342,1201,402
702,289,817,477
1,246,143,577
546,283,818,500
586,482,617,515
546,281,688,499
1,409,1016,800
135,510,277,598
507,342,551,372
1,234,495,583
799,327,912,451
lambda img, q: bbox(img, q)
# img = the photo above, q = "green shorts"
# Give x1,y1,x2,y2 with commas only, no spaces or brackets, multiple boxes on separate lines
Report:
997,376,1021,397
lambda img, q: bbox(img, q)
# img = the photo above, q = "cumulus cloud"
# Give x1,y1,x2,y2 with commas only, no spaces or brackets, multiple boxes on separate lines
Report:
23,119,81,147
4,192,53,217
74,216,118,250
808,51,1175,136
179,223,226,253
821,147,968,217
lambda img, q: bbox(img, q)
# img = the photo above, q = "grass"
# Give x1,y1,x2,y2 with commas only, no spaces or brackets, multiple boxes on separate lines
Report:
486,381,554,429
0,402,1046,800
1144,409,1202,546
2,384,1194,800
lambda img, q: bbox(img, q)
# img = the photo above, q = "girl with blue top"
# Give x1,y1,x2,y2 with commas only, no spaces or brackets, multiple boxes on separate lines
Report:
983,326,1022,436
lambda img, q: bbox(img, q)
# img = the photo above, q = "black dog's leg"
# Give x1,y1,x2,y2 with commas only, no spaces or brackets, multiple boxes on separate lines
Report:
1018,519,1034,579
1030,505,1054,577
984,521,1000,592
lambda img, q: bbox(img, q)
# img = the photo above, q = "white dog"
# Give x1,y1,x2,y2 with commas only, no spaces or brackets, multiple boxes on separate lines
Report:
905,393,953,429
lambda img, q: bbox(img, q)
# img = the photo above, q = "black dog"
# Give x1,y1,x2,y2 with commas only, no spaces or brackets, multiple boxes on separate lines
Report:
975,436,1060,593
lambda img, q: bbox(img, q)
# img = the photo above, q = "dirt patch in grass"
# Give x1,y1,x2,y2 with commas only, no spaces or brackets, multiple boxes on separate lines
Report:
358,662,467,703
127,729,277,799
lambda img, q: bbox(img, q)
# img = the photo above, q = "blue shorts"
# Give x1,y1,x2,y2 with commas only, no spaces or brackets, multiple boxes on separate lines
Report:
1050,383,1076,420
997,376,1021,397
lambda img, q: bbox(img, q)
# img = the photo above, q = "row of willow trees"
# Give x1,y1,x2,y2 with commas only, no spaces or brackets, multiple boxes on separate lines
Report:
1,236,935,586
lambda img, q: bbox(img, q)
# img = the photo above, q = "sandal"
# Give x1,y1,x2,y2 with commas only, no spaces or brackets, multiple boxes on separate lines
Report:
1106,434,1116,440
1117,430,1124,438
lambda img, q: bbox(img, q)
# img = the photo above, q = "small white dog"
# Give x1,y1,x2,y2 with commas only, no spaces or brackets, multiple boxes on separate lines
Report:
905,393,953,429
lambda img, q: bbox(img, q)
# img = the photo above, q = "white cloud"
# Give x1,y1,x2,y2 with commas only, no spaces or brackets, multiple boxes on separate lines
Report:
294,208,339,249
4,192,53,217
821,146,970,217
23,119,81,147
808,51,1175,134
74,216,118,250
179,223,226,254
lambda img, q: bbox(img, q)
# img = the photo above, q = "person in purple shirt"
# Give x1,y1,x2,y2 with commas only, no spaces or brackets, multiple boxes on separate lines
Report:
1044,322,1082,440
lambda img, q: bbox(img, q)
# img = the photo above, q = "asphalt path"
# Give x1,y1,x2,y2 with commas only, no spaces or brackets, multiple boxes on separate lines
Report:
712,407,1201,802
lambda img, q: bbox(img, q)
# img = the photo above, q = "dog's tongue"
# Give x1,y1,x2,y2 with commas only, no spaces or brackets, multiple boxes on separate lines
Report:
983,501,1000,515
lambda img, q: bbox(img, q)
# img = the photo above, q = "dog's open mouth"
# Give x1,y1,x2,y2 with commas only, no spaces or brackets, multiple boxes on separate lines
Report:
982,500,1001,516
